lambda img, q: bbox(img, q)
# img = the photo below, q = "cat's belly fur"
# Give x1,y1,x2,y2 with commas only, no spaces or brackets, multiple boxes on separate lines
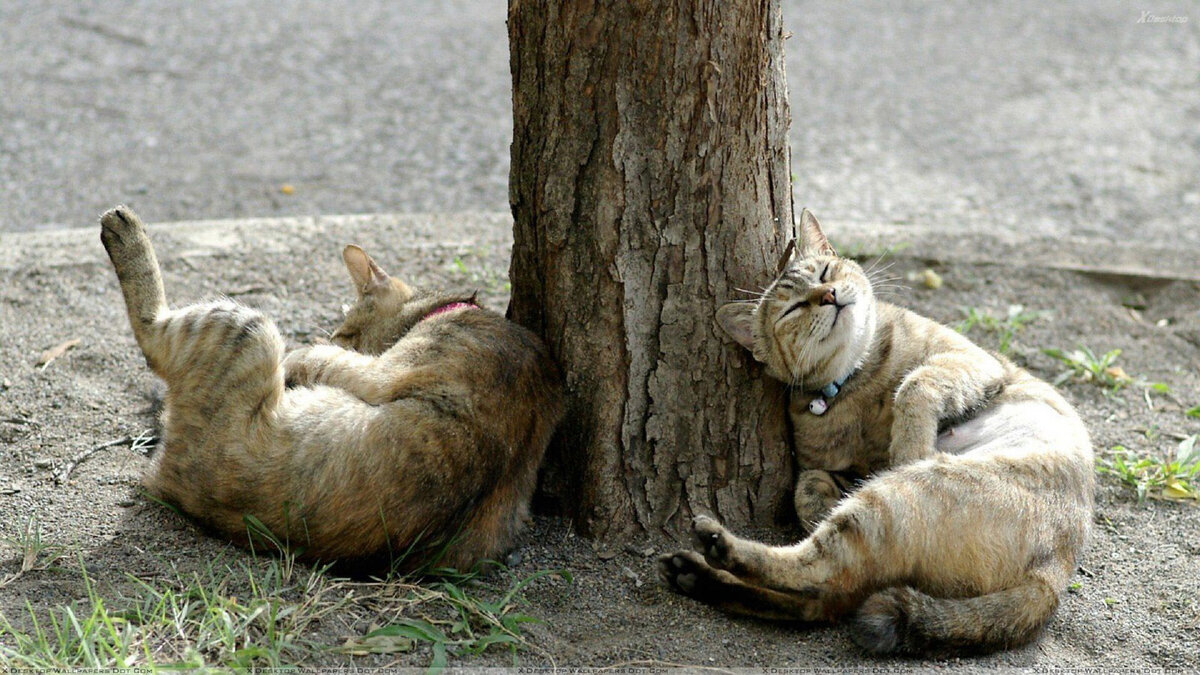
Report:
936,400,1075,456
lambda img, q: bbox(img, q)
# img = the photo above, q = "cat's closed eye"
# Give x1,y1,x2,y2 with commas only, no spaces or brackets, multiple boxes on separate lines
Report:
781,299,810,319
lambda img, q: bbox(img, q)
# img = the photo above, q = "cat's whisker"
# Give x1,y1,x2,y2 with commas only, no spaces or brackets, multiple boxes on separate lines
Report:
862,253,890,277
734,287,770,299
862,243,906,278
866,265,898,283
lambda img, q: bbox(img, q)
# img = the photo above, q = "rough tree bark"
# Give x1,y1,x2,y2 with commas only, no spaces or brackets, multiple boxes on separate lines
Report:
508,0,795,539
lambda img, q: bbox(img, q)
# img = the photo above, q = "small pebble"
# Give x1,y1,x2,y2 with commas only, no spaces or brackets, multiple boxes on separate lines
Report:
921,268,943,289
596,548,620,561
623,543,655,557
33,458,54,469
621,566,641,587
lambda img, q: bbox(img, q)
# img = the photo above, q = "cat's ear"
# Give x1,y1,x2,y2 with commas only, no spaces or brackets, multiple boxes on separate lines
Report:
342,245,411,298
716,303,757,351
798,209,836,258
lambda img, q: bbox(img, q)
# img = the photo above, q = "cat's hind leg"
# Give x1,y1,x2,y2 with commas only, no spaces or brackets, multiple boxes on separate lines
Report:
659,551,833,621
101,206,285,430
676,503,888,622
100,206,168,357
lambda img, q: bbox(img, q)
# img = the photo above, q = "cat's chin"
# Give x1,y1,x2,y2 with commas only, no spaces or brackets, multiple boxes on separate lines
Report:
822,304,852,341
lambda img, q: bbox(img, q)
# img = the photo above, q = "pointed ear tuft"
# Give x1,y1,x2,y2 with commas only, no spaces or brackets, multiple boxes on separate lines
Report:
798,209,837,258
342,245,390,296
716,302,757,352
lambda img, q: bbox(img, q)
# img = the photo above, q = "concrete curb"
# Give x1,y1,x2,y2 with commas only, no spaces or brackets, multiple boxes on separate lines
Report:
0,212,512,272
1,213,1195,282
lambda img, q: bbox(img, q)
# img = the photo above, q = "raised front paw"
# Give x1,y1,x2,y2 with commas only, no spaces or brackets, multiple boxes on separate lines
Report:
658,550,714,596
692,515,737,571
282,346,317,388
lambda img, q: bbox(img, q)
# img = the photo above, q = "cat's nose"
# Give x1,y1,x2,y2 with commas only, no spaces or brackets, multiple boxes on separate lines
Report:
820,288,837,306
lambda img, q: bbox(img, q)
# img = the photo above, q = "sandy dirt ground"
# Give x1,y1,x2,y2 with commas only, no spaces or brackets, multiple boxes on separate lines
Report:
0,213,1197,670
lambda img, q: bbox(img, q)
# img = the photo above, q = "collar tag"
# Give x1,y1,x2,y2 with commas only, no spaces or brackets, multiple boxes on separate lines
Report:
808,371,852,416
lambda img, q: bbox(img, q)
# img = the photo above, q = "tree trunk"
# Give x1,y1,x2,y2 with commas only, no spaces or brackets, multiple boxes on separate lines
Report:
508,0,795,540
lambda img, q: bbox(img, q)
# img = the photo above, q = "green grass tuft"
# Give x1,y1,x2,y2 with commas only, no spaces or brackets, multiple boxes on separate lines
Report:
0,516,66,588
1096,435,1200,504
956,304,1048,354
1043,344,1169,396
0,552,567,670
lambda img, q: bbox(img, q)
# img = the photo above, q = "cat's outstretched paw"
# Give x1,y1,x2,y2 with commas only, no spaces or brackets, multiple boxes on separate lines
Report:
692,515,735,570
658,550,712,596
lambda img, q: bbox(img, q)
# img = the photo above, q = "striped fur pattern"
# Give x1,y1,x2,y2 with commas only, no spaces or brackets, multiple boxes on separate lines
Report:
100,206,562,573
661,210,1093,654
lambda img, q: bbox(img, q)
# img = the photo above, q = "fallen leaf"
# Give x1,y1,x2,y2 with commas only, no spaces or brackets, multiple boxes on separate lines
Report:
1104,366,1131,382
334,634,414,655
280,184,296,195
37,338,81,369
1162,480,1195,500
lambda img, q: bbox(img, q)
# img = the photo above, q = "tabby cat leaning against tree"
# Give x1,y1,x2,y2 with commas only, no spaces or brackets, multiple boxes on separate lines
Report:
660,210,1093,655
100,205,562,574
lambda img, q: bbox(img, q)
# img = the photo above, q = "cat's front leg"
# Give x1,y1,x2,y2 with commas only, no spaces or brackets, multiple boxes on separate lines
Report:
283,344,383,401
794,469,844,530
889,352,1005,466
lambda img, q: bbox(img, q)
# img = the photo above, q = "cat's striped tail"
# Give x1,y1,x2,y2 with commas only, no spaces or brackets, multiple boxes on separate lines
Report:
852,576,1062,654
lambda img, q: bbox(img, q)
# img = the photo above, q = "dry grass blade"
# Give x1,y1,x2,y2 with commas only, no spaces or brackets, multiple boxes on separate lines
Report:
55,431,159,485
36,338,81,369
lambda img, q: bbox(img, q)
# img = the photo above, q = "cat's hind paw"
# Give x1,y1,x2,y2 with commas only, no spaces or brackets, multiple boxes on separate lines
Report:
658,550,712,596
692,514,735,570
99,205,151,264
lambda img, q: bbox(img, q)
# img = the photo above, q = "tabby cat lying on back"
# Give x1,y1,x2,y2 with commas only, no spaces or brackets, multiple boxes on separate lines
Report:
100,206,562,573
661,210,1093,654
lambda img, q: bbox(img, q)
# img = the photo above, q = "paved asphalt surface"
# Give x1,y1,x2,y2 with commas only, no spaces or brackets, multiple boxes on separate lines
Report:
1,1,1197,247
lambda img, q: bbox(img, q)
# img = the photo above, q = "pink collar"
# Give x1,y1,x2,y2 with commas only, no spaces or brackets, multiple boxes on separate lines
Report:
422,301,478,321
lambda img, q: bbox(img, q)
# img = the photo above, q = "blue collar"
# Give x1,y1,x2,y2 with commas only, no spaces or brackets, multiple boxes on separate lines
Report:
807,371,854,416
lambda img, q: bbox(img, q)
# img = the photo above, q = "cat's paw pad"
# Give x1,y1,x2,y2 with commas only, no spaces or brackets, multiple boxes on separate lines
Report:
99,205,148,258
100,204,140,236
658,550,708,595
691,515,734,570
